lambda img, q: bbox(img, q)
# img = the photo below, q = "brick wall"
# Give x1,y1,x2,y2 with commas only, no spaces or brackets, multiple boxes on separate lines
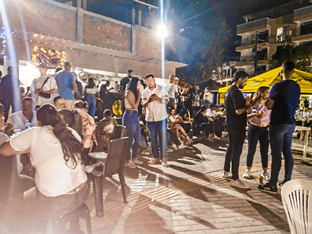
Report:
135,25,161,59
1,0,76,41
83,14,131,52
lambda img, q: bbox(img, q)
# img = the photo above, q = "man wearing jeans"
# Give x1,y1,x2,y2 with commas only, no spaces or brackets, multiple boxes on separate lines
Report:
223,71,250,189
259,61,300,194
142,74,169,167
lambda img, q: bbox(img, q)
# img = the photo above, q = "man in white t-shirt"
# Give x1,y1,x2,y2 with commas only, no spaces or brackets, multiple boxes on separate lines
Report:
142,74,169,167
165,75,179,111
5,98,37,136
32,62,58,107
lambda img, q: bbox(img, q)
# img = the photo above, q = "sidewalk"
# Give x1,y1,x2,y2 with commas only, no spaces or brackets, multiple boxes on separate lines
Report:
83,138,312,234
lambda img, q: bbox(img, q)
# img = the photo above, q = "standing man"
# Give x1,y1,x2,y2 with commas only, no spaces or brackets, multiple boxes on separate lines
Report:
120,69,133,94
32,62,58,108
259,61,300,193
1,66,21,121
223,71,250,189
55,61,80,110
165,75,178,111
142,74,169,167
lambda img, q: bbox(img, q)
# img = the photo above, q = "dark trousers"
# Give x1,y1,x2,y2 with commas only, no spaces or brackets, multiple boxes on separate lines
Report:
197,122,215,136
246,124,269,169
167,129,180,146
3,97,18,121
269,124,295,187
224,130,246,180
147,119,167,159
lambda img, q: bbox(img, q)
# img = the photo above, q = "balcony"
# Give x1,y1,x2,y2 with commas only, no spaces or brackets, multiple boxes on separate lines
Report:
237,18,272,35
294,5,312,22
235,55,269,67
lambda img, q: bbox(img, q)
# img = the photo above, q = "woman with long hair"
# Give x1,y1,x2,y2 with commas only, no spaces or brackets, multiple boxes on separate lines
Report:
84,77,98,118
58,109,84,139
122,77,143,168
74,101,97,152
0,104,89,232
243,86,271,180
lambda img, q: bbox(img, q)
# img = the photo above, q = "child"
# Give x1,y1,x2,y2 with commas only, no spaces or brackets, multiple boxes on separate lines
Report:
96,109,118,150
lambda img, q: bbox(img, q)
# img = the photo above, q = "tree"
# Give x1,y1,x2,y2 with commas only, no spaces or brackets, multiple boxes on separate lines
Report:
270,44,312,71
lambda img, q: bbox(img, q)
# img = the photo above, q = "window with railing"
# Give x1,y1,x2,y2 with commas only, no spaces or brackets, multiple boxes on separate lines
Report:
241,31,269,46
301,21,312,35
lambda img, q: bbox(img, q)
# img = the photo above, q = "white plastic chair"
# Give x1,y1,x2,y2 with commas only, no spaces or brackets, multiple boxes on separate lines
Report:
281,179,312,234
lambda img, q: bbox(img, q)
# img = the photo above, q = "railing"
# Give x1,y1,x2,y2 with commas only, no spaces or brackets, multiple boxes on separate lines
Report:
240,34,269,46
240,54,267,62
237,18,272,33
294,5,312,20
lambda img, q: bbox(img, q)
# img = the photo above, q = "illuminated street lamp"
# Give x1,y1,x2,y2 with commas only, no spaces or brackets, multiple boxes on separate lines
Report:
157,24,168,39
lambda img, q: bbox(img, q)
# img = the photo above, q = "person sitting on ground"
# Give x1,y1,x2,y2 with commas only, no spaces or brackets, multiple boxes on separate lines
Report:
53,96,65,110
0,104,89,233
178,108,193,135
74,101,98,154
5,97,37,136
206,104,225,138
168,108,192,145
96,109,118,151
193,105,215,142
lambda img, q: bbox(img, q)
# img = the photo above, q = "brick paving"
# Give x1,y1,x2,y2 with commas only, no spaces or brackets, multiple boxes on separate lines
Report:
81,138,312,234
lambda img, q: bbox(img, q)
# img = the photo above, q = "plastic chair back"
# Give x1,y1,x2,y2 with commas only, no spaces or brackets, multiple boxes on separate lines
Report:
104,137,129,177
281,179,312,234
112,125,127,139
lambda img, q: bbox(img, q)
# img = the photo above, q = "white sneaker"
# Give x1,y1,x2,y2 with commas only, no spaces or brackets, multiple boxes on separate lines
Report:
222,171,230,178
133,158,143,165
230,179,249,189
125,159,136,169
262,171,270,181
213,135,221,140
243,169,252,179
172,144,178,151
167,148,174,153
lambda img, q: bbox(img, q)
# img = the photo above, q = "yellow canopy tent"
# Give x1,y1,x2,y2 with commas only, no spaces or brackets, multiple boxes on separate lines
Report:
218,67,312,103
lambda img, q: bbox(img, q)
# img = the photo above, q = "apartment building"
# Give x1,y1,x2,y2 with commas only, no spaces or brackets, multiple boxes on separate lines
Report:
235,0,312,77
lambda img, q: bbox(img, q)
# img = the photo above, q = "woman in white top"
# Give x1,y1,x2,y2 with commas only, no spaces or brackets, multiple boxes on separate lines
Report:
122,77,143,169
0,104,89,232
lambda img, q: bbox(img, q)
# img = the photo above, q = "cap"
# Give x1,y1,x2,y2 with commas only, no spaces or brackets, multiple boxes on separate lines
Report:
64,61,72,67
174,77,179,81
37,62,48,68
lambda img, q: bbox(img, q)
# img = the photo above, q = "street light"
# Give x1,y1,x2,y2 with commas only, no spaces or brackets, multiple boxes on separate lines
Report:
157,24,168,39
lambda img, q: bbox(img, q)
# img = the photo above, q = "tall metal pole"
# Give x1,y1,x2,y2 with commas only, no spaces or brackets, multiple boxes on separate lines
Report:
254,31,258,77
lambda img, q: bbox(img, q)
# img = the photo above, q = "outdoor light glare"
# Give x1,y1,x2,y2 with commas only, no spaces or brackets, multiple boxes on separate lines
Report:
157,24,168,39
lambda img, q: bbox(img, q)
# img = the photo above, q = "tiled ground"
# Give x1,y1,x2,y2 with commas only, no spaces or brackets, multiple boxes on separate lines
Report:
81,138,312,234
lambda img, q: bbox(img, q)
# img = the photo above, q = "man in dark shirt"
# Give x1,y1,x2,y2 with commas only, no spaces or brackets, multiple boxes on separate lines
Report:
120,69,133,94
223,71,250,189
193,105,215,142
1,66,21,121
259,61,301,193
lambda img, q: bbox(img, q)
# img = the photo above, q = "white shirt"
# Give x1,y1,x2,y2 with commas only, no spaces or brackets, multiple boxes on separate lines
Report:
10,126,87,197
165,83,178,99
207,108,218,118
7,111,37,130
142,85,169,122
32,75,58,106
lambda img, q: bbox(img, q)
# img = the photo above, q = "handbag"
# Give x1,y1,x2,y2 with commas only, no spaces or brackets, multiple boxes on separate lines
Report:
38,76,51,99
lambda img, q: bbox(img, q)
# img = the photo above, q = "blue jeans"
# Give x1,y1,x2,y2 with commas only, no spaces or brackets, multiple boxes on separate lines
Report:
246,124,269,169
146,119,167,159
269,124,296,187
122,110,140,159
85,95,96,118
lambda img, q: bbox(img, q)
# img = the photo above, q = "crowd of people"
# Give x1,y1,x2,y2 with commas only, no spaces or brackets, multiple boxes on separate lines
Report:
0,59,305,232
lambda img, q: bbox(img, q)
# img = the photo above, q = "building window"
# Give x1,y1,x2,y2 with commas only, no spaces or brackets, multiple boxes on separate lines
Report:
301,21,312,36
276,26,290,42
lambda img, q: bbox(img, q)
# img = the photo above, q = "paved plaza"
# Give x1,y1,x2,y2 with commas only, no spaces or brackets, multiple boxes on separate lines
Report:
81,138,312,234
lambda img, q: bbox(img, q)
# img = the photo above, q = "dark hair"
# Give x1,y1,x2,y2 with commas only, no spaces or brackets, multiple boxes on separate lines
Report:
22,97,35,105
127,69,133,73
145,73,154,79
103,109,112,116
233,71,249,81
106,80,110,85
53,96,64,104
55,68,62,73
283,61,295,73
125,76,139,100
74,100,88,110
200,105,207,112
37,104,83,168
58,109,84,139
209,103,216,108
7,66,13,73
86,77,96,88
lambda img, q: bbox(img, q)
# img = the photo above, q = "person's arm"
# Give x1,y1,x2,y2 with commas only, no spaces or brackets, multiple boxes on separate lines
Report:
125,91,141,109
265,99,275,110
39,88,58,94
232,91,251,115
71,82,79,95
247,112,260,120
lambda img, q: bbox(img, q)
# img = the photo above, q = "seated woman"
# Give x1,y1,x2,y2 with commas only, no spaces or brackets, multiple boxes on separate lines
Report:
0,104,89,233
58,109,84,139
96,109,118,151
74,101,98,154
168,108,192,145
178,108,192,134
194,105,215,142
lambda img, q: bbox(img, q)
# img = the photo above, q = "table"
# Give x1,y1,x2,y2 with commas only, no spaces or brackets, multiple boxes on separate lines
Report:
295,126,310,158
